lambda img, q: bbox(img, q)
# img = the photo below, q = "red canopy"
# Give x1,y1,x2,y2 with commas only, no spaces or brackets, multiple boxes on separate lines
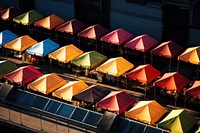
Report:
78,24,109,40
185,80,200,99
124,34,158,52
0,6,22,20
150,40,184,58
4,65,42,86
126,64,161,84
153,72,190,93
101,28,133,45
97,91,137,114
55,19,86,35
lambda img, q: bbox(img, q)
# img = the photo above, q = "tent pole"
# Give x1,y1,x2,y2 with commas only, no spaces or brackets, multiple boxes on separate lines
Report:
196,65,199,79
151,55,153,65
79,37,81,48
154,86,156,100
184,94,186,108
125,48,127,59
144,52,146,64
177,60,179,72
169,58,171,72
101,42,104,54
50,58,52,72
43,57,46,72
175,95,177,107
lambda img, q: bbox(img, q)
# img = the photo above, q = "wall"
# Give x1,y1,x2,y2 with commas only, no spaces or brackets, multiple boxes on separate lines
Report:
0,0,20,9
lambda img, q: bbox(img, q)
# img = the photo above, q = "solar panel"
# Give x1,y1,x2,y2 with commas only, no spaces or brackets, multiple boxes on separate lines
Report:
111,117,130,132
126,121,146,133
56,103,75,118
31,95,49,110
83,111,102,126
6,89,25,103
20,92,35,106
70,108,88,122
143,126,163,133
44,100,61,113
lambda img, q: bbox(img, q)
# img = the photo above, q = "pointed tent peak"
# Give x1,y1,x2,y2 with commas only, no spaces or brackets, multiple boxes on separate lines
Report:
0,30,18,47
0,6,22,20
185,80,200,99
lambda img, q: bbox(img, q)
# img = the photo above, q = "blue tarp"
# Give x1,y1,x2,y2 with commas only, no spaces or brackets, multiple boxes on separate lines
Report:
0,30,18,47
26,38,60,57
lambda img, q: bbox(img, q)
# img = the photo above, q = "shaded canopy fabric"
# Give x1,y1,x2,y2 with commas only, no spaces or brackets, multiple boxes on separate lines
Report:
13,10,43,26
71,51,107,69
0,6,22,20
26,38,60,57
124,34,158,52
126,64,161,84
178,46,200,65
0,82,14,100
96,57,134,77
34,14,65,30
0,30,18,47
56,19,86,35
97,91,137,114
153,72,190,93
78,24,109,40
185,80,200,99
0,60,18,79
48,44,83,63
125,100,168,125
4,65,42,86
52,80,88,102
27,73,67,95
158,109,198,133
4,35,37,52
101,28,133,45
72,84,111,103
151,41,184,58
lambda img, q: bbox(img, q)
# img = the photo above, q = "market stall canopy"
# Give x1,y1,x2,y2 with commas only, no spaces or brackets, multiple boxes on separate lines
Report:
78,24,109,40
96,57,134,77
34,14,65,30
0,82,14,100
158,109,198,133
71,50,107,69
13,10,43,26
0,6,22,20
125,100,168,125
26,38,60,57
97,91,137,114
185,80,200,99
4,65,42,86
72,84,111,103
0,30,18,47
52,80,88,102
0,60,18,79
101,28,133,45
56,19,86,35
27,73,67,95
178,46,200,65
4,35,37,52
126,64,161,84
124,34,158,52
48,44,83,63
0,6,2,12
153,72,190,93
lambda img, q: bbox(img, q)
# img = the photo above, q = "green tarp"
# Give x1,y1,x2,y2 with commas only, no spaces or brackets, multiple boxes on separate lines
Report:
0,60,18,79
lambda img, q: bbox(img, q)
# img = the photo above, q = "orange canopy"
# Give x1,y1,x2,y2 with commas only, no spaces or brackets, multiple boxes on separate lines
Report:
34,14,65,30
185,80,200,99
125,100,168,125
153,72,190,93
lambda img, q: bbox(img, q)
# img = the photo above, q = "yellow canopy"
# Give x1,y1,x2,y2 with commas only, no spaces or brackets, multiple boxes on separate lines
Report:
96,57,134,77
48,44,83,63
125,100,168,125
4,35,37,52
52,80,88,102
27,73,67,95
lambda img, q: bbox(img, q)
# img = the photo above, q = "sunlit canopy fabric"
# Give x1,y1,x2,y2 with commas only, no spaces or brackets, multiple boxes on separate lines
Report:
13,10,43,26
52,80,88,102
4,35,37,52
185,80,200,99
178,46,200,65
34,14,65,30
27,73,67,95
0,60,18,79
126,64,161,84
153,72,190,93
151,41,184,58
78,24,109,40
96,57,134,77
158,109,198,133
56,19,86,35
97,91,137,114
4,65,42,86
26,38,60,57
101,28,133,45
124,34,158,52
72,84,111,103
0,30,18,47
0,6,22,20
125,100,168,125
48,44,83,63
71,51,107,69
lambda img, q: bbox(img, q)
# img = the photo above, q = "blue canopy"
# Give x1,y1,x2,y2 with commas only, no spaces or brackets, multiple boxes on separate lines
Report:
26,38,60,57
0,30,18,47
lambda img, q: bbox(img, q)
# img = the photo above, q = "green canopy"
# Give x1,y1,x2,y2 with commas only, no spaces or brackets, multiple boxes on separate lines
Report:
0,60,18,79
71,51,107,69
158,109,198,133
13,10,43,26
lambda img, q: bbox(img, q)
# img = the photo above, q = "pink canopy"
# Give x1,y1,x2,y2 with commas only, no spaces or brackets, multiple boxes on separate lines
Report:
0,6,22,20
185,80,200,99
